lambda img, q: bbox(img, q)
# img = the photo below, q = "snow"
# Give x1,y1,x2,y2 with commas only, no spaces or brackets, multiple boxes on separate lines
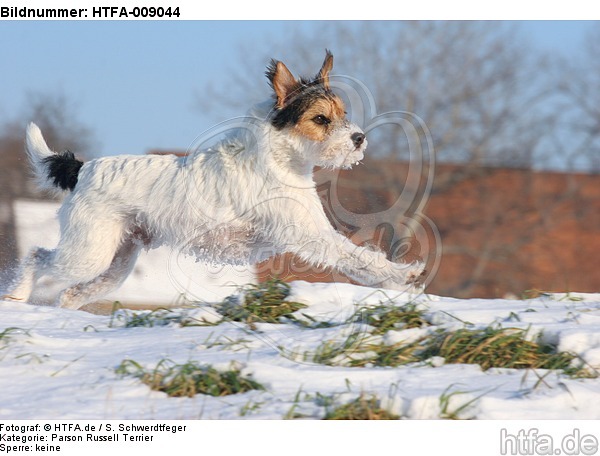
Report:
1,283,600,420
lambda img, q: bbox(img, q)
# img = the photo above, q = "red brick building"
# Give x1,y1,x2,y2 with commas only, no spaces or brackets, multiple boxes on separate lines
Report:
257,159,600,298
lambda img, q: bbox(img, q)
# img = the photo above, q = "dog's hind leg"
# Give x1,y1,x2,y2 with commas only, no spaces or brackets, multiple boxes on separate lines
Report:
56,239,142,310
2,247,54,302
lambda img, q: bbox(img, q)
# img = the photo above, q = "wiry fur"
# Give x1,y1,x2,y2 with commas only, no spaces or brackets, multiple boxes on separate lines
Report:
25,123,81,195
42,150,83,191
3,52,424,309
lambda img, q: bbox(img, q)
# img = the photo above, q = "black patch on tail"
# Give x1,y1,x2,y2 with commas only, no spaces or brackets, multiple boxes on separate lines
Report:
42,151,83,191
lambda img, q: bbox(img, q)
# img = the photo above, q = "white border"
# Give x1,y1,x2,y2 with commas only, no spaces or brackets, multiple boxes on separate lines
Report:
2,0,599,20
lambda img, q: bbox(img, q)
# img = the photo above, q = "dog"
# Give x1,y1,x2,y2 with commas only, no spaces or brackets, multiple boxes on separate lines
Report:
3,51,425,310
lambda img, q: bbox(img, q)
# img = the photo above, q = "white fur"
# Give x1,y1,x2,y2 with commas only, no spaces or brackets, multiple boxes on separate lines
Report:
25,123,61,194
4,108,424,309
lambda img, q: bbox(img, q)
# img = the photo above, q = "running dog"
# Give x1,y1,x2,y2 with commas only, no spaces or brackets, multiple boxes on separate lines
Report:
4,51,424,309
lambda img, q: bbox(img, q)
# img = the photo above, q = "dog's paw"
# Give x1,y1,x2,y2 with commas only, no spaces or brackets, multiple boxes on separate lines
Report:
404,262,427,286
380,261,426,291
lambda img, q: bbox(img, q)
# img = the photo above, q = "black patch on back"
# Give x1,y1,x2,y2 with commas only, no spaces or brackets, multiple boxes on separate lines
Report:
42,150,84,191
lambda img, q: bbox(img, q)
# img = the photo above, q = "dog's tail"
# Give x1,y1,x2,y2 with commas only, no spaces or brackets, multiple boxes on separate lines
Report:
25,122,84,193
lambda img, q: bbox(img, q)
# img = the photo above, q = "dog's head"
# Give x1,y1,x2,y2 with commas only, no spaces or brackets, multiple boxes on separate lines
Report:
266,50,367,169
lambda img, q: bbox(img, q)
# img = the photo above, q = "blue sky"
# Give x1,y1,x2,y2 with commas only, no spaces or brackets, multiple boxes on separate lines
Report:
0,21,596,157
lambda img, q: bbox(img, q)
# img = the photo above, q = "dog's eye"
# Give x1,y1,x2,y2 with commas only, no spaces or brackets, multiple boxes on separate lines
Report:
312,115,331,126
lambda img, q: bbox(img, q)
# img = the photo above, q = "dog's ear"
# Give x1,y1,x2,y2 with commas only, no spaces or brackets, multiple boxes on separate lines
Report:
266,59,299,109
316,50,333,89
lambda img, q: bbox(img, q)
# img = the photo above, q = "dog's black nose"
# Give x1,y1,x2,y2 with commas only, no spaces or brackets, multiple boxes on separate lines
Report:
351,132,365,148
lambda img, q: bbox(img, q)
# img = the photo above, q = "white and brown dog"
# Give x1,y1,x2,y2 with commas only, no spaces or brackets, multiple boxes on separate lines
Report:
4,51,424,309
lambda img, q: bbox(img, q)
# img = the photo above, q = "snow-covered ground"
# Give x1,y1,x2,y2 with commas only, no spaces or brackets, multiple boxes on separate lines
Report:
3,199,600,420
1,282,599,420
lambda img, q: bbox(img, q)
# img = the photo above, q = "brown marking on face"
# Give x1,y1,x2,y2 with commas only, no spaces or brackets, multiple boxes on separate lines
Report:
293,95,347,142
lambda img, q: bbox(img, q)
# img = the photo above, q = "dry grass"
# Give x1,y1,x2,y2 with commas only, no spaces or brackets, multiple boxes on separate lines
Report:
309,324,588,377
354,303,430,334
218,278,307,327
111,308,212,328
421,327,578,372
116,359,264,397
324,395,399,420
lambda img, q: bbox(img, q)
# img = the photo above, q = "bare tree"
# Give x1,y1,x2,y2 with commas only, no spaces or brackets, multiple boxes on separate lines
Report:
0,92,93,281
194,21,565,297
0,92,93,199
551,23,600,172
195,21,552,169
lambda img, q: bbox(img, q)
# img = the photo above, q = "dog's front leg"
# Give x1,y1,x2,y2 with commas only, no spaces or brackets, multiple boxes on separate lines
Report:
285,228,425,290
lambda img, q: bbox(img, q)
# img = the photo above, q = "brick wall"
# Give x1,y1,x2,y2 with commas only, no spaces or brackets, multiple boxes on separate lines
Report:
257,159,600,298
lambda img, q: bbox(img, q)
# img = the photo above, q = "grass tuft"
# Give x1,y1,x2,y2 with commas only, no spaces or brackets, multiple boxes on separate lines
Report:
308,332,369,366
354,303,430,334
113,308,212,328
308,323,589,377
360,340,423,367
116,359,265,397
420,326,578,372
218,278,307,327
323,395,399,420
